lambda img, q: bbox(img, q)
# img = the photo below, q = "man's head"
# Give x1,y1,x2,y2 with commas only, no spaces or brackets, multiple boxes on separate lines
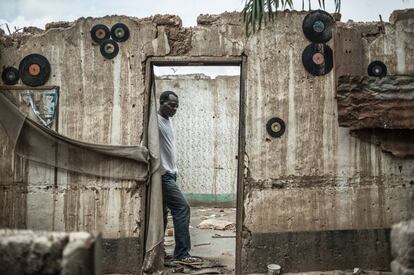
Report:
159,90,179,119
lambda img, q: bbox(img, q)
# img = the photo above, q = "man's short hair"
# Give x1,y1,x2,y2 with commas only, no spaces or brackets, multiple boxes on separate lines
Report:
160,90,178,104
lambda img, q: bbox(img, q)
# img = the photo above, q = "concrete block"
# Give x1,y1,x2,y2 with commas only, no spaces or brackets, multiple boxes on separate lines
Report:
391,220,414,270
0,229,101,275
391,260,414,275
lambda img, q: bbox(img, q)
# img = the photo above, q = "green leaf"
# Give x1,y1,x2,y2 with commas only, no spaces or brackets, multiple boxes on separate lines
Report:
267,0,274,21
241,0,342,36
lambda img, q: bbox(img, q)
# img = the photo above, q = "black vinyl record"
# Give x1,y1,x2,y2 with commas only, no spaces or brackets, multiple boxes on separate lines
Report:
19,54,51,87
2,66,19,85
302,43,333,76
266,117,286,138
100,39,119,59
111,23,130,42
367,61,387,77
90,24,110,43
303,10,334,43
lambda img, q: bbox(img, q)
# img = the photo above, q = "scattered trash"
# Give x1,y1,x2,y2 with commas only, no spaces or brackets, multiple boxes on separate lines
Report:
191,268,223,274
165,261,180,268
167,228,174,236
173,260,203,269
165,207,236,274
172,266,184,273
194,242,211,247
166,255,229,274
221,251,233,256
212,233,236,238
267,264,281,275
197,219,235,230
353,267,363,275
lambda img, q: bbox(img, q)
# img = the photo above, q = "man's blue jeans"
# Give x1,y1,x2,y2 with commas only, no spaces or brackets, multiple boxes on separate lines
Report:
162,173,191,259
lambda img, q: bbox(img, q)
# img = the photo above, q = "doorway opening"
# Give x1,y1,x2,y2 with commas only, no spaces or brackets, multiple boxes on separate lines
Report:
145,57,246,274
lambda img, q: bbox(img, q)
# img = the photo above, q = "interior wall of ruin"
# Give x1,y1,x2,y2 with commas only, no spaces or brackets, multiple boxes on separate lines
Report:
156,74,240,206
0,9,413,273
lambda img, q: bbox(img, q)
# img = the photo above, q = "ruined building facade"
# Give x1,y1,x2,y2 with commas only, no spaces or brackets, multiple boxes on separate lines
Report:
0,10,413,274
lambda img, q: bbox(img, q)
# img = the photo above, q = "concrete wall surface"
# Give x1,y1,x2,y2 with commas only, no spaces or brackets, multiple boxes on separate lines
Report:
242,9,414,273
0,16,157,273
391,219,414,275
156,74,240,205
0,9,413,273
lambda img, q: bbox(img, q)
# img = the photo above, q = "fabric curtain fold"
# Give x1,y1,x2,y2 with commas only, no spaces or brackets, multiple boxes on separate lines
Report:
142,75,165,274
0,92,149,181
0,87,165,273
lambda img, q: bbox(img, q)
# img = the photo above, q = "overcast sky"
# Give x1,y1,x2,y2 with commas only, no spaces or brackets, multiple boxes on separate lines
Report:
1,0,412,77
1,0,413,32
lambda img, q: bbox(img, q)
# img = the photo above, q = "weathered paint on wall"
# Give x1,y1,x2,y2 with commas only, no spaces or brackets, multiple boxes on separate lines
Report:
156,74,240,205
0,9,413,274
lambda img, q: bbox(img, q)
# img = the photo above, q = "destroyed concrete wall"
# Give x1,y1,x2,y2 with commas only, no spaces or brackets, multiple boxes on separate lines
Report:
335,10,414,159
241,10,414,273
0,9,413,274
0,13,243,273
0,229,101,275
0,16,156,273
335,9,414,77
156,74,240,205
391,219,414,275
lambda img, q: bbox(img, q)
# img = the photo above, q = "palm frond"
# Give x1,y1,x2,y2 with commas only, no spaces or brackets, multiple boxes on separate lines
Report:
335,0,341,12
241,0,294,35
242,0,342,35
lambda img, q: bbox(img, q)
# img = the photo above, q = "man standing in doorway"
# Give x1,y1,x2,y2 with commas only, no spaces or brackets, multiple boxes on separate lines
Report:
158,90,201,264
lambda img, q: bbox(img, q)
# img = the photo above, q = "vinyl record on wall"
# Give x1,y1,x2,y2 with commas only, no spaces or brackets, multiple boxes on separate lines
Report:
302,43,333,76
19,54,51,87
266,117,286,138
2,66,19,85
90,24,110,43
100,39,119,59
367,61,387,77
302,10,334,43
111,23,130,42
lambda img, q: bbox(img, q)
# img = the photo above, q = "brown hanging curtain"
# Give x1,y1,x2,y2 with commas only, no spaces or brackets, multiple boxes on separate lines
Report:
142,74,165,274
0,92,149,181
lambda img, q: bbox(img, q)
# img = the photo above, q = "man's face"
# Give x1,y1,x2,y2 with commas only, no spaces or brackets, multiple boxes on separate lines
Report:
161,94,179,118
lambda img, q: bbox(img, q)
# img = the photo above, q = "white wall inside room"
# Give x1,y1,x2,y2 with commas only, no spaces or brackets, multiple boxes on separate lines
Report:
154,66,240,205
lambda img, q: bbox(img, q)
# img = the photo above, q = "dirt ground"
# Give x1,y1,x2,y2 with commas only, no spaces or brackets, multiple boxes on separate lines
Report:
162,207,392,275
164,206,237,274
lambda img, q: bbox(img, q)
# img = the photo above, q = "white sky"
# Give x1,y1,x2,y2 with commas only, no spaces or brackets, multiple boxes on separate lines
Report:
1,0,412,77
1,0,413,32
